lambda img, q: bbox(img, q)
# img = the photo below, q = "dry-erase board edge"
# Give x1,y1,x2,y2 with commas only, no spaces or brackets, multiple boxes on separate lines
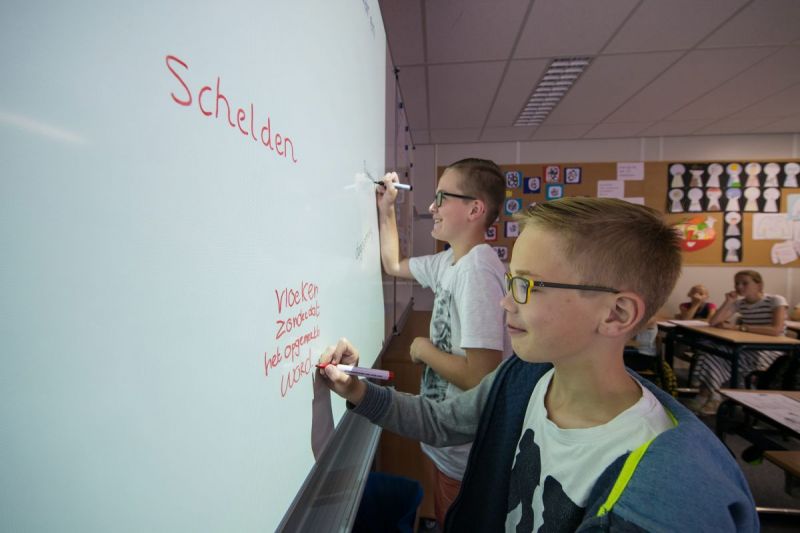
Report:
276,411,381,532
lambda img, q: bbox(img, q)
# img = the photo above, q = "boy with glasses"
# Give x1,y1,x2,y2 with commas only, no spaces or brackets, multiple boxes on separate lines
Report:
321,197,757,532
376,158,512,526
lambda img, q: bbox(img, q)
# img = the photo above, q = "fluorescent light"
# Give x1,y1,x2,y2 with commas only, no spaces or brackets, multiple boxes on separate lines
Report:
515,56,592,127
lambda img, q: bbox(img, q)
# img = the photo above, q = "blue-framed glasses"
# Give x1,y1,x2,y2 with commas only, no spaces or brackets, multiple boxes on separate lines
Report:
505,272,620,304
434,190,477,207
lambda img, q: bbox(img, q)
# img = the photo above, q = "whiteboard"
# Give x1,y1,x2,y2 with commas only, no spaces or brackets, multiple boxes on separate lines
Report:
0,1,386,531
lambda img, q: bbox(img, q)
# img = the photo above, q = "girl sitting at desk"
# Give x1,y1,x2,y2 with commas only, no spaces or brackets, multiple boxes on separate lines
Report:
688,270,788,415
675,284,716,320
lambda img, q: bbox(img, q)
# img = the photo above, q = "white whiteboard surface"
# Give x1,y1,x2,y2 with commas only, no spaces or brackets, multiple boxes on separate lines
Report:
0,1,386,531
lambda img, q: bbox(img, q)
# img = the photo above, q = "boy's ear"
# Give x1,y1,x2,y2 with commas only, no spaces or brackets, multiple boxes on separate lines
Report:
468,200,486,222
599,292,645,337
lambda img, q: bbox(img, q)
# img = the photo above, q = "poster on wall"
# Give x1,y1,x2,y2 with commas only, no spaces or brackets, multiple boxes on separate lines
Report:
665,161,794,214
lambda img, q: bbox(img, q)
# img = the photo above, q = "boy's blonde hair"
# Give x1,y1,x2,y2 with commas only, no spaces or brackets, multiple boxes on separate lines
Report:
516,197,682,328
446,158,505,229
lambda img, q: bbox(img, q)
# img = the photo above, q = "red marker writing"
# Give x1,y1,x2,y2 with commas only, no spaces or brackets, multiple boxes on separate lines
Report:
316,363,394,381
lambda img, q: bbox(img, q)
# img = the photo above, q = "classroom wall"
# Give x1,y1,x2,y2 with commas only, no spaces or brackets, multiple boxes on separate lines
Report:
406,133,800,314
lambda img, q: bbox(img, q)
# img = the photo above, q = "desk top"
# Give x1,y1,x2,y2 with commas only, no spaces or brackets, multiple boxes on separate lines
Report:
721,389,800,401
720,389,800,435
764,451,800,478
676,325,800,345
786,320,800,333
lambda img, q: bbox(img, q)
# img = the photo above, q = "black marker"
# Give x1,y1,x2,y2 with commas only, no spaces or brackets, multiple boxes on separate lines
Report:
374,180,412,191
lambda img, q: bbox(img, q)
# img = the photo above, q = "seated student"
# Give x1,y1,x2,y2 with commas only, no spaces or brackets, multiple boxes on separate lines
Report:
320,198,757,532
623,317,658,373
675,284,716,320
689,270,788,415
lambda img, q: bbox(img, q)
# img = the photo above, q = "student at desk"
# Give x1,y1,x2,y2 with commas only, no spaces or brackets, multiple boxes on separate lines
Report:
689,270,788,415
675,284,716,320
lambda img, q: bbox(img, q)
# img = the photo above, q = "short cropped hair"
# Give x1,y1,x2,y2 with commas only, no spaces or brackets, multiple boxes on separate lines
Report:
515,197,682,328
446,158,505,229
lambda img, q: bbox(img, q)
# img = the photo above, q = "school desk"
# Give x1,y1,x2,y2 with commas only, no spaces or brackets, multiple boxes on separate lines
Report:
716,390,800,513
670,325,800,388
786,320,800,337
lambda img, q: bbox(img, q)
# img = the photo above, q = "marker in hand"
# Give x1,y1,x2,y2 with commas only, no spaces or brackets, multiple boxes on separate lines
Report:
374,180,412,191
317,363,394,381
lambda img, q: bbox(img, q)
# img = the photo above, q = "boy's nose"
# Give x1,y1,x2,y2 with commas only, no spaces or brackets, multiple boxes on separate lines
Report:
429,202,436,214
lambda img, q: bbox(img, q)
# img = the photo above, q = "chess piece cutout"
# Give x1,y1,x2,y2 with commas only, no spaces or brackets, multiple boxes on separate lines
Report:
726,163,742,188
764,163,780,187
725,212,741,236
725,187,741,211
744,162,761,188
706,163,723,188
689,169,704,188
744,187,761,212
706,187,722,211
784,162,799,188
688,188,704,211
724,238,741,263
669,189,685,212
670,164,685,188
763,187,780,213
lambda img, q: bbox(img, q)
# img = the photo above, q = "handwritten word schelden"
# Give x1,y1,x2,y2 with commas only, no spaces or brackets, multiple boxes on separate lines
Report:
166,54,298,163
265,281,321,397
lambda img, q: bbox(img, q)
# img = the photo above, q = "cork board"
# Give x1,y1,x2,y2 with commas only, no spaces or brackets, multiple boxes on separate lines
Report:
436,160,800,267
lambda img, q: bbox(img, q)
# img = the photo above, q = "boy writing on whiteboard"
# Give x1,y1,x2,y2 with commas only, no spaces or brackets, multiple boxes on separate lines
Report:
321,198,757,532
377,158,512,525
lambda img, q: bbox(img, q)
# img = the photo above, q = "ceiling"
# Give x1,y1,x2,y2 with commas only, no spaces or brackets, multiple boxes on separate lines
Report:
379,0,800,145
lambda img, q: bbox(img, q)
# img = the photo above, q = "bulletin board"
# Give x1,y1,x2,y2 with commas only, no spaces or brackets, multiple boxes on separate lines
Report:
437,160,800,267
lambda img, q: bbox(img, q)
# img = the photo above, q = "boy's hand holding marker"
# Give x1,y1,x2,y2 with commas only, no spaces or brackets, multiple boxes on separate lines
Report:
318,338,367,405
374,171,411,208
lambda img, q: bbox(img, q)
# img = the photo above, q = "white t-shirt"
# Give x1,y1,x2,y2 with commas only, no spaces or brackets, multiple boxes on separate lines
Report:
505,369,674,532
409,244,512,480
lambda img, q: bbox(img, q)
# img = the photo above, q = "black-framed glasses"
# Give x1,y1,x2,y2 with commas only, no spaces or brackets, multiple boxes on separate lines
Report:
505,272,620,304
434,190,477,207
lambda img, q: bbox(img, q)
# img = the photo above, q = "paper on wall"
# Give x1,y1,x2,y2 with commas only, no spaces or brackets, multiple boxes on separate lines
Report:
617,162,644,180
753,213,792,240
770,241,798,265
597,180,625,198
623,197,645,205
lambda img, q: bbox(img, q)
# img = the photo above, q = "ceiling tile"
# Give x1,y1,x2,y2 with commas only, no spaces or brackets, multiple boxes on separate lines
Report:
379,0,425,65
515,0,638,58
480,126,536,142
606,47,777,123
485,59,549,127
428,62,505,128
754,113,800,133
425,0,530,63
583,122,653,139
410,129,430,144
396,65,428,129
547,52,681,124
605,0,749,54
732,82,800,119
531,124,594,141
639,120,711,137
700,0,800,48
429,128,481,144
667,47,800,121
695,117,781,135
